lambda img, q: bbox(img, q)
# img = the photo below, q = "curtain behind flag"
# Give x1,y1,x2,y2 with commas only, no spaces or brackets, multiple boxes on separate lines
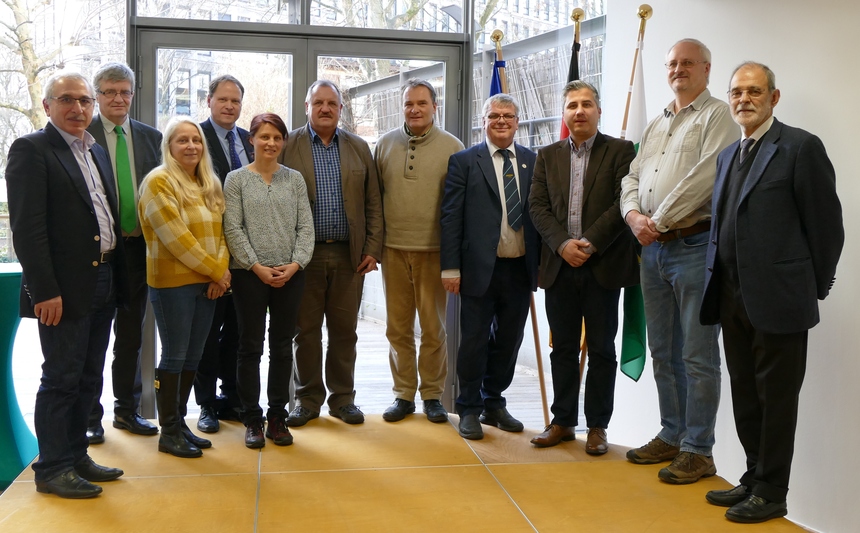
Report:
559,41,581,140
489,54,505,97
620,45,648,382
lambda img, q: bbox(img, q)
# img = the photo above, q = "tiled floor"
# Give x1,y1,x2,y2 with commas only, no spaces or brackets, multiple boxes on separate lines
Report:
0,416,807,532
3,318,807,531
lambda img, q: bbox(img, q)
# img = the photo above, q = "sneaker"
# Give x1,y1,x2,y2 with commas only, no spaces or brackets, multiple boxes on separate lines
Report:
244,421,265,449
658,451,717,484
286,405,319,427
382,399,415,422
422,400,448,423
329,404,365,424
626,436,680,464
265,415,294,446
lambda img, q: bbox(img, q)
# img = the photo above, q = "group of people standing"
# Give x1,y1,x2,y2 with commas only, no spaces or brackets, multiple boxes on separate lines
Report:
5,35,843,526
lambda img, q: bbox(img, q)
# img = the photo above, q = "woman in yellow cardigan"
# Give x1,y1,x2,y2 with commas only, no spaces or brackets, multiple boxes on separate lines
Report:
139,117,230,458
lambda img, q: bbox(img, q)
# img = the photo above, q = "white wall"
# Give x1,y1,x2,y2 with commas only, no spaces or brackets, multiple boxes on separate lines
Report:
600,1,860,531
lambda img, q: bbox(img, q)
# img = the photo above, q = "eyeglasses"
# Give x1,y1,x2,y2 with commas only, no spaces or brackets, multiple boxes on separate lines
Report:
664,60,706,70
50,96,95,109
486,113,517,122
727,88,767,100
98,89,134,100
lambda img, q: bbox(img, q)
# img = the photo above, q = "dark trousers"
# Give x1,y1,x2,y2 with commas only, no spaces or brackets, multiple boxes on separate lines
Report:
33,263,115,482
194,293,239,407
456,257,531,416
545,262,620,428
720,279,807,503
294,242,364,412
89,236,147,425
232,268,305,424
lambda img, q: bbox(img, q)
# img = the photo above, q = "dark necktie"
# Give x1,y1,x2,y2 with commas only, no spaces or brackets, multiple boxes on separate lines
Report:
500,149,522,231
739,137,755,164
114,125,135,233
226,130,242,170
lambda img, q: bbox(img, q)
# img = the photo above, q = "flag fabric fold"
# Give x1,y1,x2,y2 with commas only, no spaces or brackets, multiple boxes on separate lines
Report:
489,55,505,96
620,42,648,382
559,41,581,140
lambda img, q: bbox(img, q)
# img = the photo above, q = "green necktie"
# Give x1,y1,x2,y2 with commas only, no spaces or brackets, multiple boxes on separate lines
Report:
114,125,135,233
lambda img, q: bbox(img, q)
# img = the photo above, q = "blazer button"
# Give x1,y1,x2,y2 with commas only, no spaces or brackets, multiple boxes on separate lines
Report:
707,267,713,272
711,240,716,245
92,261,99,267
94,235,100,241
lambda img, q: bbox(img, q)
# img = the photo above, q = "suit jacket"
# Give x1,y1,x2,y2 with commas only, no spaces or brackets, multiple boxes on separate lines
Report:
201,118,253,183
6,122,127,320
87,115,162,189
279,124,383,267
700,119,843,334
529,132,639,290
440,141,540,297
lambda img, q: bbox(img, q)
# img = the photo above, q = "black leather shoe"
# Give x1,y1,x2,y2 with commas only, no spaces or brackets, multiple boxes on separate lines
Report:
423,400,448,423
706,484,751,507
74,455,123,482
181,420,212,449
382,399,415,422
35,470,102,499
113,413,158,435
245,421,265,449
86,423,105,445
726,495,788,523
197,406,220,433
479,408,524,432
458,414,484,440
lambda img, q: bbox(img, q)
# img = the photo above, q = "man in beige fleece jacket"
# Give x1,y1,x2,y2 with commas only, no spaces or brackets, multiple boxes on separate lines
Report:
374,78,464,424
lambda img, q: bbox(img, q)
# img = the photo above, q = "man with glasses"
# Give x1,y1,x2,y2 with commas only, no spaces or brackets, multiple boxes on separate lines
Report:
440,94,539,440
85,62,162,444
6,72,127,498
699,62,843,523
620,38,736,483
195,74,253,433
374,78,463,424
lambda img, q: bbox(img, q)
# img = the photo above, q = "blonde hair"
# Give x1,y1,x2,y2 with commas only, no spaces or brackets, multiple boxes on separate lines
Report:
144,116,225,214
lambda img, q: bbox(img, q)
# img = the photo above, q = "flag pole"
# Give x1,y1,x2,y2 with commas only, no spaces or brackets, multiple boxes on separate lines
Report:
490,30,509,94
620,4,652,140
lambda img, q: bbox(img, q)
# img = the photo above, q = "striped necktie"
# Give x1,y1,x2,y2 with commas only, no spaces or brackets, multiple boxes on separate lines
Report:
500,149,522,231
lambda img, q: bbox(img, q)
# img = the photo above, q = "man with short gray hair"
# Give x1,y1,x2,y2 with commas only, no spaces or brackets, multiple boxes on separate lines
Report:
374,79,463,424
620,38,736,483
7,71,127,498
440,93,539,440
86,62,162,444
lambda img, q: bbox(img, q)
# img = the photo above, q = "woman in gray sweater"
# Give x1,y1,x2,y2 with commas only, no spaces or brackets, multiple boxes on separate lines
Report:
223,113,314,448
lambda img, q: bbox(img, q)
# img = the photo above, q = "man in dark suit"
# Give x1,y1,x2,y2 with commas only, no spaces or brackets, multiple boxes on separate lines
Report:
85,62,162,443
6,72,127,498
195,74,253,433
700,62,843,523
278,80,383,426
440,93,539,440
528,81,638,453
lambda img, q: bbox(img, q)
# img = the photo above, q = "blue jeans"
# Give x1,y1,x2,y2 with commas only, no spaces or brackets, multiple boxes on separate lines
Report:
640,230,720,455
33,263,115,481
149,283,217,373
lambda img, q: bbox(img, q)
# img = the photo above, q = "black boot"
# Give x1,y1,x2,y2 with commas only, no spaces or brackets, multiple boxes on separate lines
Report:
156,370,202,458
179,370,212,449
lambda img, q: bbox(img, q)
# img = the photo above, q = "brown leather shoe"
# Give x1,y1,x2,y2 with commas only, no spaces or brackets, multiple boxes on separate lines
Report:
585,427,608,455
530,424,574,448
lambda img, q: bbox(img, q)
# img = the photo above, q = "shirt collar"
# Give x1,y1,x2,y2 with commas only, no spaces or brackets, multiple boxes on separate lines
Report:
741,115,775,144
663,88,713,117
308,123,339,144
404,122,434,138
569,132,597,153
51,120,96,150
487,138,515,157
210,118,239,140
99,113,130,134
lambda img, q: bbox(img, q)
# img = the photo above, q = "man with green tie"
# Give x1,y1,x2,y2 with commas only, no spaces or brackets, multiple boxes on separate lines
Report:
86,62,163,444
